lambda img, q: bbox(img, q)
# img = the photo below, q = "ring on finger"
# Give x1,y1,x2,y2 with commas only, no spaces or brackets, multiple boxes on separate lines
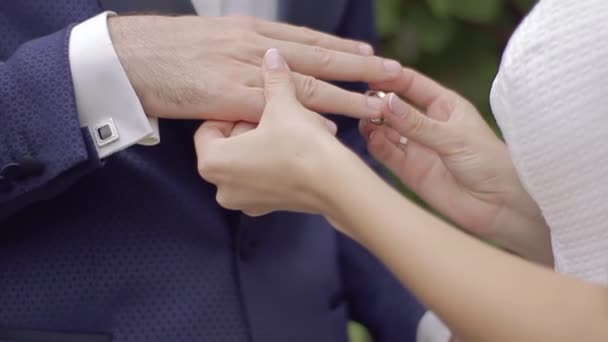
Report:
365,90,387,125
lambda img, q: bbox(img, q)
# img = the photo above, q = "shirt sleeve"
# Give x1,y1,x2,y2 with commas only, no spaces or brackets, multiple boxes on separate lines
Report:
69,11,160,159
416,311,451,342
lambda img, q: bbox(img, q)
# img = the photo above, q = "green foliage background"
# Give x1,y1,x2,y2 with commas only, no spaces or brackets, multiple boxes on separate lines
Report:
349,0,535,341
377,0,535,132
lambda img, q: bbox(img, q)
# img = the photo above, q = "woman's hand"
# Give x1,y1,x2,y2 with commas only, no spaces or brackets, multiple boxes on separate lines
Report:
361,70,553,264
194,49,348,217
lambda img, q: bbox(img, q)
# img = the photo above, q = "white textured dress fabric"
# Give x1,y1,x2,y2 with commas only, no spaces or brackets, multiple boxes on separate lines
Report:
490,0,608,284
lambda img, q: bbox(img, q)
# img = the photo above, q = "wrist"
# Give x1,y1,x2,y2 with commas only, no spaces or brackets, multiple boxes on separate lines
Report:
107,15,156,107
315,145,378,218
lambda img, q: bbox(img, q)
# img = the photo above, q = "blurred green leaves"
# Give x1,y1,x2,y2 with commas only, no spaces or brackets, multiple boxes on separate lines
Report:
427,0,503,23
376,0,535,132
514,0,537,11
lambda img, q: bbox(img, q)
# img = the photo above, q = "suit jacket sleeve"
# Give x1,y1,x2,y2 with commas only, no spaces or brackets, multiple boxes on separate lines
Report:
333,1,427,341
0,26,102,220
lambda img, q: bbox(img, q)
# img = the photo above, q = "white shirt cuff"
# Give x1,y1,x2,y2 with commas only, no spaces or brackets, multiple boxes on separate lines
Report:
69,11,160,159
417,311,451,342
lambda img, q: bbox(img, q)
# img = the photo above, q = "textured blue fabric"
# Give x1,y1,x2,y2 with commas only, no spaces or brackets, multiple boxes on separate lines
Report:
0,1,102,217
0,1,426,341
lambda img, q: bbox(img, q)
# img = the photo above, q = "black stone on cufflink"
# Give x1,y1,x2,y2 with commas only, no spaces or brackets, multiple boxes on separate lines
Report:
98,125,113,140
93,118,119,148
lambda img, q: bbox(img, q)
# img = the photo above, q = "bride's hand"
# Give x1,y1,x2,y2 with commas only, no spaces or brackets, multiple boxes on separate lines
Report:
361,70,552,264
194,49,351,217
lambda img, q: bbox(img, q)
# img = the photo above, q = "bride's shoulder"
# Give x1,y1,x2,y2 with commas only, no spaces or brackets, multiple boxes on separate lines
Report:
501,0,608,71
491,0,608,109
489,0,608,203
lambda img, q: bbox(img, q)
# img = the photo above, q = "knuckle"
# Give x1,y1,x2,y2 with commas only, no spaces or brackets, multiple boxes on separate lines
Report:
215,29,255,47
370,56,386,70
408,113,429,136
234,30,257,44
267,71,289,87
434,92,458,114
299,26,321,45
215,190,237,210
297,75,319,102
398,68,417,94
312,46,332,68
230,15,256,29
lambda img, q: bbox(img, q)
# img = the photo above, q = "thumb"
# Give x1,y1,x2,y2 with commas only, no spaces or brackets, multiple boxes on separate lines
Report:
383,93,457,154
263,48,298,109
262,49,334,134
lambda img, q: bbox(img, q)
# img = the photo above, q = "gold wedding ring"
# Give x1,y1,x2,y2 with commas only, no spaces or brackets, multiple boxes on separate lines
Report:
366,90,387,125
367,90,408,146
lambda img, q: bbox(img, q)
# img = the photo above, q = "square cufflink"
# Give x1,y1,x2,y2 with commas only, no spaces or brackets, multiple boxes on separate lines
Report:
93,118,119,147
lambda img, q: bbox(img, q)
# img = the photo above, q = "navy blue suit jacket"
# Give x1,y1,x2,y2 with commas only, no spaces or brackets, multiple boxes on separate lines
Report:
0,1,425,341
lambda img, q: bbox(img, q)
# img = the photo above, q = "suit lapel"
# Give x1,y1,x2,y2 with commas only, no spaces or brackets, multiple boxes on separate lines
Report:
279,0,348,33
98,0,196,14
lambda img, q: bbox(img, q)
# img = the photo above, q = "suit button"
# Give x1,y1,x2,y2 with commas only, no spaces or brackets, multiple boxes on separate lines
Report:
0,176,12,193
17,155,44,177
0,162,25,181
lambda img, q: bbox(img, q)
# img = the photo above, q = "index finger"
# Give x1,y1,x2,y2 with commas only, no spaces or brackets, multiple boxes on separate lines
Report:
252,18,375,56
371,68,456,111
292,73,384,119
274,40,403,83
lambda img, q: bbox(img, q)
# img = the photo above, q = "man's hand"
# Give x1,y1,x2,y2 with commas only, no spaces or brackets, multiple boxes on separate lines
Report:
194,49,349,217
108,15,403,122
360,70,553,265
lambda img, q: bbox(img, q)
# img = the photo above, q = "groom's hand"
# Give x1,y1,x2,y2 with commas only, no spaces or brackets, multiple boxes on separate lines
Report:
108,15,403,122
194,49,347,217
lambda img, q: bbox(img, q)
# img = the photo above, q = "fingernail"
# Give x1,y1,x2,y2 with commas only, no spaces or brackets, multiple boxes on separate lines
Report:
367,96,383,112
388,93,407,117
358,44,374,56
383,59,402,76
264,48,285,70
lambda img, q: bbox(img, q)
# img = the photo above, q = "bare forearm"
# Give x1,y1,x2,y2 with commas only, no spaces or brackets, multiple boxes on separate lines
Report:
324,152,608,342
